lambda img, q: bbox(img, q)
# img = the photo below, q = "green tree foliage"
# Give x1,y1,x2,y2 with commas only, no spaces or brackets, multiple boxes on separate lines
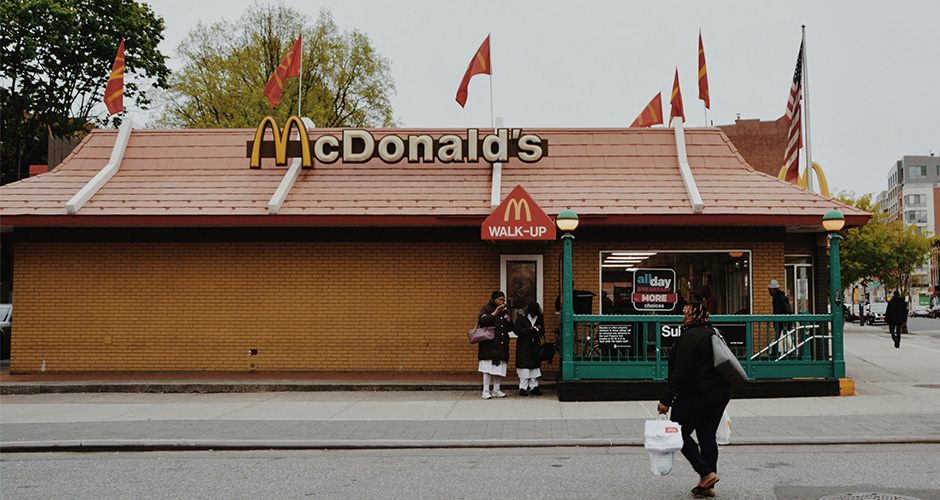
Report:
835,192,932,294
161,4,396,129
0,0,170,184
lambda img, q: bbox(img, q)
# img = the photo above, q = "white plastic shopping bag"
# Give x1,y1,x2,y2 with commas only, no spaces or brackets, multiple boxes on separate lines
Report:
715,409,731,445
644,414,683,453
645,414,683,476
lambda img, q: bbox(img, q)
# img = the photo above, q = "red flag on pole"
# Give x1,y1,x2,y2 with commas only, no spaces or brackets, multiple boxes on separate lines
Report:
455,35,491,107
783,41,804,184
698,32,709,109
103,39,125,115
669,68,685,123
263,34,302,109
630,93,663,127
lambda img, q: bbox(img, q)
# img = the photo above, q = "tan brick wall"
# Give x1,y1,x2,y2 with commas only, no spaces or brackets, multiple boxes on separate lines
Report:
10,234,789,373
12,241,510,374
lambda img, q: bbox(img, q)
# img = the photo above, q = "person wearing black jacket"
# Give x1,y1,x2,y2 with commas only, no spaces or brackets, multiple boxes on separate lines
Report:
886,291,907,348
513,302,545,396
658,301,731,498
477,291,513,399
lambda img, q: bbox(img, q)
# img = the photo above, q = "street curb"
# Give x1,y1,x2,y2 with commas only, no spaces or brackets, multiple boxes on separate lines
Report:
4,437,939,453
0,382,494,395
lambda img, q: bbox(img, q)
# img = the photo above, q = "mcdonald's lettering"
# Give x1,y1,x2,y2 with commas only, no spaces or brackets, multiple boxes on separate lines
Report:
247,116,548,168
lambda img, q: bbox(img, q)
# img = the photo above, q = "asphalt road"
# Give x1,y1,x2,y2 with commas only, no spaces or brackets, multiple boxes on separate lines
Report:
2,444,939,500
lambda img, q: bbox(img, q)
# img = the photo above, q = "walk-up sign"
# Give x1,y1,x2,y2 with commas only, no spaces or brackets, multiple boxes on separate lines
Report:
482,185,556,240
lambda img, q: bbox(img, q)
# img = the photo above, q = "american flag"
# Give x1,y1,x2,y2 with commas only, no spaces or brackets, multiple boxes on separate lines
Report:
783,41,803,184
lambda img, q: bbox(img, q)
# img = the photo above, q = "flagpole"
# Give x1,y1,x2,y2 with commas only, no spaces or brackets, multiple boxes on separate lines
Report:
801,25,814,192
488,32,494,129
298,34,303,117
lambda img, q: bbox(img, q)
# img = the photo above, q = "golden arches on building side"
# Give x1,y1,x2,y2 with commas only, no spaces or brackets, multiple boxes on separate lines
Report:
777,162,830,198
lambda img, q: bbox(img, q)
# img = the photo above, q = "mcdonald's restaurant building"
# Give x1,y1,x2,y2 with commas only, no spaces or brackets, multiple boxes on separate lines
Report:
0,119,869,375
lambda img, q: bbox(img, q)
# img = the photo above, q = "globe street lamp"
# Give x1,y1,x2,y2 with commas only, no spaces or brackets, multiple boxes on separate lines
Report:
556,209,579,380
823,209,845,378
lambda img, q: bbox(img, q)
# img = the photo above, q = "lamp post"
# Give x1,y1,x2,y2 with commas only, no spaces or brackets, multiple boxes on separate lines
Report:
822,209,846,378
556,209,579,381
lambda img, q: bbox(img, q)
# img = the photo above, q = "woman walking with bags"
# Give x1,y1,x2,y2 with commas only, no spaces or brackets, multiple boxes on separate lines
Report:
657,301,731,498
477,291,512,399
513,302,544,396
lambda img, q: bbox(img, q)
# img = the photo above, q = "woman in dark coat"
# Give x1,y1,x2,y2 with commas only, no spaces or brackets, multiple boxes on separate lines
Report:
514,302,544,396
657,301,731,498
477,291,512,399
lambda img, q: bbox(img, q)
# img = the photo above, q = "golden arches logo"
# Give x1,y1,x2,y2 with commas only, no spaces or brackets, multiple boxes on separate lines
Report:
504,198,531,222
249,116,311,168
777,162,830,198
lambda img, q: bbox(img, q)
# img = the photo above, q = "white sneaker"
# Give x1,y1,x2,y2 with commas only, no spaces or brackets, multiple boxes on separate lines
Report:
492,390,507,398
482,392,492,400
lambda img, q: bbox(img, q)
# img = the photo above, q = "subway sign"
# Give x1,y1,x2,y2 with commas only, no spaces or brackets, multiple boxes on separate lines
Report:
247,116,549,168
481,185,556,241
632,269,677,311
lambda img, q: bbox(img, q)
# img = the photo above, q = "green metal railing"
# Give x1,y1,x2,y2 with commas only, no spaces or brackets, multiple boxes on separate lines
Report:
561,313,844,381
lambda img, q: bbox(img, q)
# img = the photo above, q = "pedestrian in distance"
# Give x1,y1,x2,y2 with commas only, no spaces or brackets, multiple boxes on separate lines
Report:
477,291,512,399
657,301,731,498
886,291,907,349
514,302,544,396
768,279,793,351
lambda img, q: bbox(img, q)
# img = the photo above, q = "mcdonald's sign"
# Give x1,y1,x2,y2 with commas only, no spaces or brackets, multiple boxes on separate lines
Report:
247,116,549,169
482,185,556,241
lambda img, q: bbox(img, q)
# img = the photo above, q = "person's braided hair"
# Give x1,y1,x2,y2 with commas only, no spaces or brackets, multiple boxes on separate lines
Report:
683,301,710,325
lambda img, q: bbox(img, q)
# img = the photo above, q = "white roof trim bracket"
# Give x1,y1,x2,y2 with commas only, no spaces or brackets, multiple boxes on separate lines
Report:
490,117,504,209
672,119,705,213
490,162,502,209
268,117,315,214
66,119,134,214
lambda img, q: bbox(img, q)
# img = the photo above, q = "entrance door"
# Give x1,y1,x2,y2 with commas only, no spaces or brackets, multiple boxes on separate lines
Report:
785,256,814,314
501,255,544,329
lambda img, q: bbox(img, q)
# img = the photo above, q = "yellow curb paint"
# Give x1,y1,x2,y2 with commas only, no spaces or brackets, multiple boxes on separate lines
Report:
839,378,856,396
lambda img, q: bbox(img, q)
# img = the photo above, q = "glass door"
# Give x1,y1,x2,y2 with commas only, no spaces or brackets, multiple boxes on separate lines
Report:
501,255,544,329
785,256,814,314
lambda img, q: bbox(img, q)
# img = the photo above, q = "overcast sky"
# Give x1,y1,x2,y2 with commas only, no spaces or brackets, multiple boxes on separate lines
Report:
142,0,939,198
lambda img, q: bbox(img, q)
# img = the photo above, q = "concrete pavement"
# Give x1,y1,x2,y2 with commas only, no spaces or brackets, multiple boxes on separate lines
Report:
2,322,939,452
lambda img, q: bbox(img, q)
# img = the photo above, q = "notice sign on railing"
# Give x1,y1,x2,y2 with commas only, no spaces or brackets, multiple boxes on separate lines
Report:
632,269,677,311
598,324,632,349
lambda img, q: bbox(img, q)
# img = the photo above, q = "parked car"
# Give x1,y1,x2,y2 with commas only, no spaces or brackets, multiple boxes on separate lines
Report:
866,301,887,325
910,305,931,317
930,304,940,319
0,304,10,360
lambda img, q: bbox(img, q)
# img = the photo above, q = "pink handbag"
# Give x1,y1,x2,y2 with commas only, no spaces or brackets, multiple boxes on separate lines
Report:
467,325,495,344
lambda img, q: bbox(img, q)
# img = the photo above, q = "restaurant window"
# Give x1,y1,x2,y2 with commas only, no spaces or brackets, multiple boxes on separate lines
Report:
599,250,751,315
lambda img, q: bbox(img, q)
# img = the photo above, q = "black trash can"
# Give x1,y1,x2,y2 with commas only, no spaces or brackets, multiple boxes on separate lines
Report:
573,290,596,314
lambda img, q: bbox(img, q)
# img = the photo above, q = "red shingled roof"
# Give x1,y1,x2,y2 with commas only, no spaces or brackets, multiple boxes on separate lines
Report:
0,127,869,228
